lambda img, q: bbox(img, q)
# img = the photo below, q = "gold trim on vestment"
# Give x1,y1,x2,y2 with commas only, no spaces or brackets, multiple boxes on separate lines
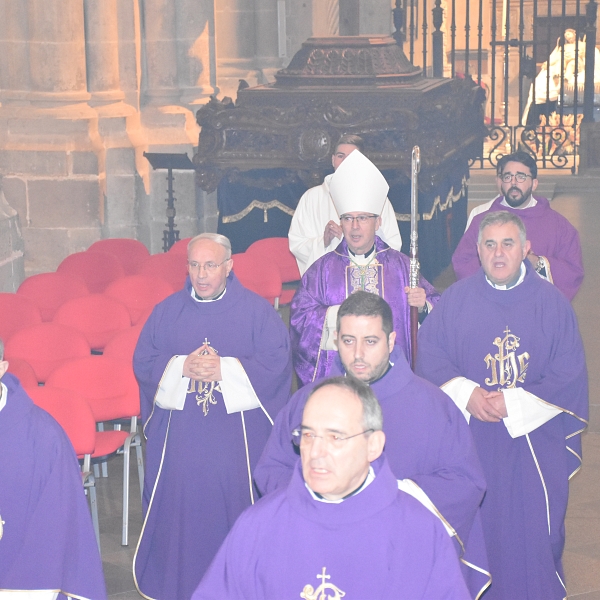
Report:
221,200,295,223
312,310,329,383
541,255,554,284
526,433,551,534
394,176,468,222
133,411,174,600
404,480,492,600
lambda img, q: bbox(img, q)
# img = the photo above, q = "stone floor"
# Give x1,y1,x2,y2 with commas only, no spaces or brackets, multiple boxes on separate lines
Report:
97,170,600,598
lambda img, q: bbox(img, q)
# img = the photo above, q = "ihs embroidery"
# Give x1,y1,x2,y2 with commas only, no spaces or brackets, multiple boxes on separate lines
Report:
484,327,529,389
188,338,221,416
300,567,346,600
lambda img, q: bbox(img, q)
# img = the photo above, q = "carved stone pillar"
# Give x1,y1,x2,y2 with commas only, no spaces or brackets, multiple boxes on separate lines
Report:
215,0,258,96
176,0,219,107
142,0,179,106
254,0,283,81
84,0,125,105
27,0,90,105
0,1,31,104
340,0,391,36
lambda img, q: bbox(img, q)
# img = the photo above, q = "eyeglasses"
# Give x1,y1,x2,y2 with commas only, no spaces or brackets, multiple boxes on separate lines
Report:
340,215,378,225
499,172,533,183
187,259,230,273
291,428,374,449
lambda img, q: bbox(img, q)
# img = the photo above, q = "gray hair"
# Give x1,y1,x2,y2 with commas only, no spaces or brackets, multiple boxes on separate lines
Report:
308,375,383,431
478,211,527,247
187,233,232,259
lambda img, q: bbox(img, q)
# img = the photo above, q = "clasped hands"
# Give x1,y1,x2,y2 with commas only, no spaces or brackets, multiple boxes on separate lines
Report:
183,343,222,382
467,387,507,422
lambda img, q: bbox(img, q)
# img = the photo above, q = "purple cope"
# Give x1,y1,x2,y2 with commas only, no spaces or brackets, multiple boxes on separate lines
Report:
452,195,584,300
0,373,107,600
133,273,292,600
194,455,471,600
254,347,490,598
416,264,588,599
290,236,440,385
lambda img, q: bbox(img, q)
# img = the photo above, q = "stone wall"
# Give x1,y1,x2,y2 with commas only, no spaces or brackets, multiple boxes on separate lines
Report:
0,0,391,288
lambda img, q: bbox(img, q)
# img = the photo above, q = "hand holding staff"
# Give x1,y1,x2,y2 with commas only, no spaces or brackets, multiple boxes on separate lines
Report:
409,146,420,370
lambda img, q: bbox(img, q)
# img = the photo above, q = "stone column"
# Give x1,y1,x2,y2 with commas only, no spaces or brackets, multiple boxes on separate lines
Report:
177,0,219,108
215,0,257,97
83,0,125,105
313,0,339,36
340,0,391,36
27,0,90,105
0,1,31,104
254,0,284,82
142,0,180,106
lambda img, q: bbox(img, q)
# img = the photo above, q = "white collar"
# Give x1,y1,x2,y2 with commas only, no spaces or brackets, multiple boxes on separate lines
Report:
500,196,537,210
0,382,7,413
305,466,376,504
191,287,227,303
485,262,526,290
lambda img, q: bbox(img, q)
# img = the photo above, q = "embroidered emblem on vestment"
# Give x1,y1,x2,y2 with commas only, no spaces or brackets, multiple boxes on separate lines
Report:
188,337,221,416
345,261,384,296
300,567,346,600
484,326,529,389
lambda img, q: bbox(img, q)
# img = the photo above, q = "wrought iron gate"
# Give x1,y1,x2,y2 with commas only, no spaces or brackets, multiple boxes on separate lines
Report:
394,0,599,171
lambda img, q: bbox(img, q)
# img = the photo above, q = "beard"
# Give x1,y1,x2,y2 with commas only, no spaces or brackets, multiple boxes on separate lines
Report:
502,185,532,207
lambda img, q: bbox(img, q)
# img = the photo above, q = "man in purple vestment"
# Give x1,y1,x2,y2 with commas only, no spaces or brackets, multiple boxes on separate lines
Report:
452,151,583,300
290,149,439,385
0,339,107,600
256,292,490,598
417,211,588,599
132,233,292,600
194,376,470,600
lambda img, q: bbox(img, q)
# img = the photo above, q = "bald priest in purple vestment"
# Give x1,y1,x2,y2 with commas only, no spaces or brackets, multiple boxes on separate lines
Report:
452,151,583,300
194,376,471,600
256,292,490,598
0,340,107,600
290,149,440,385
417,211,588,599
132,233,292,600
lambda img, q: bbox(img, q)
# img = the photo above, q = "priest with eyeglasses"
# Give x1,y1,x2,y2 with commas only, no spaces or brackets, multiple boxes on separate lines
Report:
452,150,583,300
133,233,292,600
289,149,440,385
193,376,471,600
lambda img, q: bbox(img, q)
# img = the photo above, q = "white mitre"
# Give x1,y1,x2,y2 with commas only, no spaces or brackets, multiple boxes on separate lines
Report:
329,149,390,216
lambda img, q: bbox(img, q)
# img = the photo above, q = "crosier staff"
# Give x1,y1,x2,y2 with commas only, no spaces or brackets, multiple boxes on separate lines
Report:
409,146,420,370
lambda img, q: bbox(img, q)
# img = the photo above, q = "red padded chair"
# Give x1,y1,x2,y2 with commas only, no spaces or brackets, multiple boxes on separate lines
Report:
57,250,126,293
231,252,283,308
167,237,192,255
6,357,38,391
54,294,132,351
0,293,42,342
5,322,91,383
17,272,90,322
87,239,150,276
46,356,143,545
136,252,189,291
104,275,174,325
28,386,100,546
103,324,143,365
246,237,301,305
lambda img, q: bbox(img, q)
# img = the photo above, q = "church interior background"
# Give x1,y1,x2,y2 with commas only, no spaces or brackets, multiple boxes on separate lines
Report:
0,0,599,597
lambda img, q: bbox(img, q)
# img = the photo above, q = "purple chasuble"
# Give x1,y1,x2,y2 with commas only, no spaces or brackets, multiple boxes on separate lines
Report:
290,236,440,385
194,456,471,600
254,347,490,598
452,195,583,300
133,273,292,600
0,373,107,599
416,264,588,599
